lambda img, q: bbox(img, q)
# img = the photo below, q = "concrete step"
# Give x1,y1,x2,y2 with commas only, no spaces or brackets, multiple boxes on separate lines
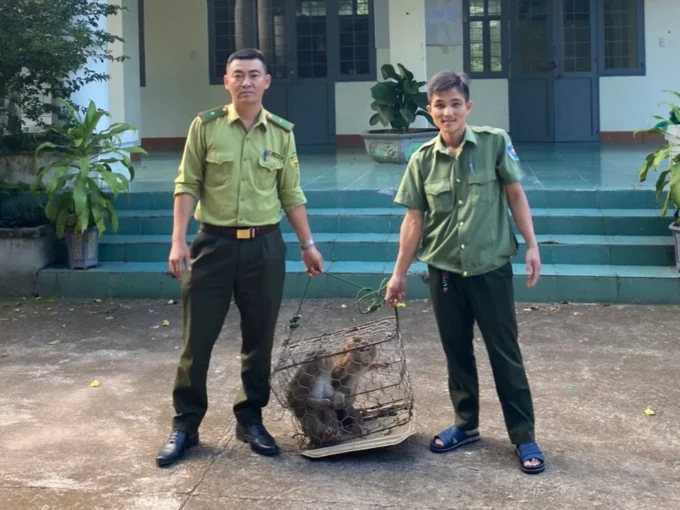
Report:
90,233,676,267
37,262,680,304
112,208,674,237
112,188,665,211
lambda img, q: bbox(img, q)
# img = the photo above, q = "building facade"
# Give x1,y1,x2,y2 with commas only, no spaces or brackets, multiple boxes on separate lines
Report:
87,0,678,152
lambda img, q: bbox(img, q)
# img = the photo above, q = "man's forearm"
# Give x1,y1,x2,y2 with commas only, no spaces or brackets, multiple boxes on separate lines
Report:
172,193,197,243
284,205,313,244
506,185,537,249
393,210,424,277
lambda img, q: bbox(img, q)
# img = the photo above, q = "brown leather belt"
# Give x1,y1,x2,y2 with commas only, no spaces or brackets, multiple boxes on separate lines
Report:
199,222,279,240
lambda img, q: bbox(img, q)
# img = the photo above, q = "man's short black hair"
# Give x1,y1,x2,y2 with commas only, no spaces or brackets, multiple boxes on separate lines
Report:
427,71,470,103
226,48,268,74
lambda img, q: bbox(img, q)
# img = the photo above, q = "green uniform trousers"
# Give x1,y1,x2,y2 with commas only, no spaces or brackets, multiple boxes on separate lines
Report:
428,261,535,445
171,225,286,433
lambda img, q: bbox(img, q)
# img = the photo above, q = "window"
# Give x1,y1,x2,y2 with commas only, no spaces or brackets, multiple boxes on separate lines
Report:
296,0,328,78
208,0,376,85
338,0,372,77
463,0,506,77
599,0,645,75
208,0,289,82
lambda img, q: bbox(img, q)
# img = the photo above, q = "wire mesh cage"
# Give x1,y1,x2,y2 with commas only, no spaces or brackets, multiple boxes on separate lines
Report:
270,276,416,458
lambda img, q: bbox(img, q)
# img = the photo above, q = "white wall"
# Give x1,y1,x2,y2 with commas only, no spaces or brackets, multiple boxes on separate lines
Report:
135,0,679,140
599,0,680,132
141,0,228,138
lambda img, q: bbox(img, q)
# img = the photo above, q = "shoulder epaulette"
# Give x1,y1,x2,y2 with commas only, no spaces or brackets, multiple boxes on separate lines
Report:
471,125,506,136
198,106,228,124
266,112,294,132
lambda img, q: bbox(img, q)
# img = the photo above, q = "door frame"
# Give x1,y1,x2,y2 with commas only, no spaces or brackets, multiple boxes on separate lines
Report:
508,0,557,142
508,0,600,142
207,0,338,148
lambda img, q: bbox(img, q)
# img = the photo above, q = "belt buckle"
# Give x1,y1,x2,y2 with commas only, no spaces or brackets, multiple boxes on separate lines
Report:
236,228,253,240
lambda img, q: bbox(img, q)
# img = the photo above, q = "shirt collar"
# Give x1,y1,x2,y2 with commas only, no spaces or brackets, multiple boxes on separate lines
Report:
434,125,478,156
225,103,268,129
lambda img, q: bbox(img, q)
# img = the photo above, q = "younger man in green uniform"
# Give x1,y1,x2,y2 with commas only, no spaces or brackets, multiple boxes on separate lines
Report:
385,71,546,474
156,48,324,467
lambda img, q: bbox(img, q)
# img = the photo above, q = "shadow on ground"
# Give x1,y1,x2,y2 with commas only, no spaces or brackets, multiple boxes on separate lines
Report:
0,297,679,509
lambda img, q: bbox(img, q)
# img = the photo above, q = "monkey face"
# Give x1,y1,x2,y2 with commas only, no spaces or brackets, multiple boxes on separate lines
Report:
344,337,377,366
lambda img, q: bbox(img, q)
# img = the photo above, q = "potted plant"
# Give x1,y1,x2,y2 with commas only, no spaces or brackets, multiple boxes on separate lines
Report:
31,98,146,269
360,63,438,164
636,90,680,272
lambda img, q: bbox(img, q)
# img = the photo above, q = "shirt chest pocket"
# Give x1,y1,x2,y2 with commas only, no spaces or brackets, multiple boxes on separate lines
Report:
424,178,453,212
467,171,499,205
255,155,283,190
205,150,234,185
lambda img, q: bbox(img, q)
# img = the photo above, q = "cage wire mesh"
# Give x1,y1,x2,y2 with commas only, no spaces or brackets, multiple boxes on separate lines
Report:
271,274,415,455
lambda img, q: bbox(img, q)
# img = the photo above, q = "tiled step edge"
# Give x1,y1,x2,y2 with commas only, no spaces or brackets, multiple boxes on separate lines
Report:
37,262,680,304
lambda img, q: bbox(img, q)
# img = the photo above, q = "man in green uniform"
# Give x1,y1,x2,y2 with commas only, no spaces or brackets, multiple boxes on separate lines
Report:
385,71,545,474
156,48,324,467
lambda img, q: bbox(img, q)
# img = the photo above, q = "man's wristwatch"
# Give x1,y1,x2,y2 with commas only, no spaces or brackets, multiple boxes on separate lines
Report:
301,238,315,250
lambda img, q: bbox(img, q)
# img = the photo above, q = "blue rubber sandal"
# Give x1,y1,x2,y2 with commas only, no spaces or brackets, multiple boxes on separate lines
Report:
429,426,480,453
516,442,545,474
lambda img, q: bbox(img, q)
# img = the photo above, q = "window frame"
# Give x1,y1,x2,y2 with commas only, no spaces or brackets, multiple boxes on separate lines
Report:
207,0,377,86
462,0,509,79
597,0,646,77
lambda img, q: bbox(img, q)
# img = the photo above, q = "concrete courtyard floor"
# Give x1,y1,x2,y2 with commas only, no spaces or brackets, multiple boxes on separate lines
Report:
0,296,679,509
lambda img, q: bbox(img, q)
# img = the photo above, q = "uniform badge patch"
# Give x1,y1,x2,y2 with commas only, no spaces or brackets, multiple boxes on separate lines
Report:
506,143,519,161
290,152,299,167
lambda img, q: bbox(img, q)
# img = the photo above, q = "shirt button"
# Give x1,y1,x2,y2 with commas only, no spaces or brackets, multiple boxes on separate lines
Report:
463,271,468,277
459,221,464,227
456,179,461,183
461,244,465,249
458,200,463,205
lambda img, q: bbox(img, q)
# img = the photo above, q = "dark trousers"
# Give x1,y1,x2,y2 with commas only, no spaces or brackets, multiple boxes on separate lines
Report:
428,262,535,445
171,226,286,433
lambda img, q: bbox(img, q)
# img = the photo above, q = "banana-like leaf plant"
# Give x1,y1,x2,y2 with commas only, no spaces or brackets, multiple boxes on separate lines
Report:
30,98,147,239
369,63,434,132
636,90,680,225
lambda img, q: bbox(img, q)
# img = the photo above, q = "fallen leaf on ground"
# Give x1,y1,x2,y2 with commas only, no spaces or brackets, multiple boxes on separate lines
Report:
644,407,656,416
573,312,582,316
1,352,8,357
106,316,114,320
151,325,160,329
13,308,21,313
167,299,177,305
162,320,170,327
48,340,61,345
341,304,347,308
90,379,100,388
94,299,102,304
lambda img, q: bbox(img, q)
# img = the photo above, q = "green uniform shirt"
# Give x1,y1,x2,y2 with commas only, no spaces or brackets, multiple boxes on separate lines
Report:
394,125,524,277
174,104,307,226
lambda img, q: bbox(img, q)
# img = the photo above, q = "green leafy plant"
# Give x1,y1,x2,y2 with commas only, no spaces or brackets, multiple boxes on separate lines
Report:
636,90,680,226
0,0,125,141
369,63,434,132
30,98,147,238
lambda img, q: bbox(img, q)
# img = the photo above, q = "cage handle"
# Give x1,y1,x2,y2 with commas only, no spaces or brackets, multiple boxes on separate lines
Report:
287,274,402,335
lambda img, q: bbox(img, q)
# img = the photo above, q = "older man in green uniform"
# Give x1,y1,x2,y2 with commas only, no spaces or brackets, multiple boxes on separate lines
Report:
385,71,546,474
156,48,324,467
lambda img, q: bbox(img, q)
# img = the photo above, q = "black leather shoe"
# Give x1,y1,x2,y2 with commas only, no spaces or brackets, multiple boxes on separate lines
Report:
155,429,199,467
235,423,279,456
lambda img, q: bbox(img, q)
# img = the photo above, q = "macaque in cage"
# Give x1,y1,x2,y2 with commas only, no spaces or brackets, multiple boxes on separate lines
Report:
286,336,384,447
